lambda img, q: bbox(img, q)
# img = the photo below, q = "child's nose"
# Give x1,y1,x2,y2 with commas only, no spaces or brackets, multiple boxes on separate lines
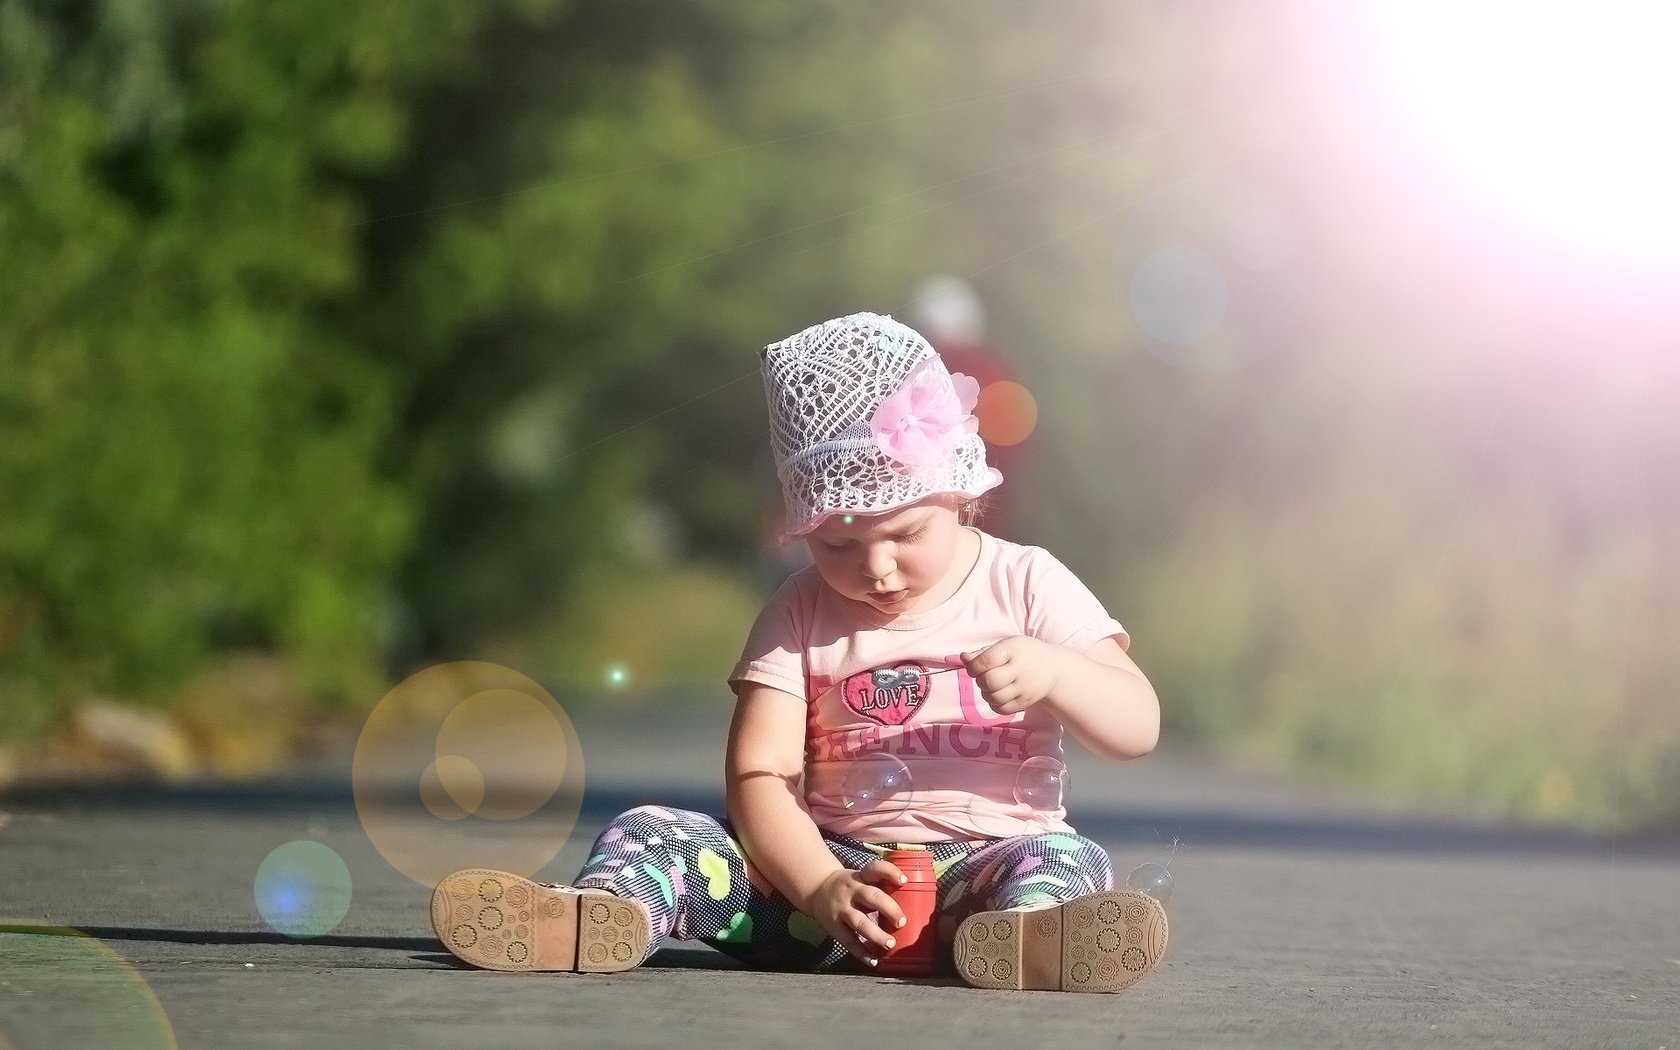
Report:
864,546,896,582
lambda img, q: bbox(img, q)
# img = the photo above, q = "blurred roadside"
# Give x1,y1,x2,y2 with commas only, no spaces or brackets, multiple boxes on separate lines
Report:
2,653,312,786
4,1,1677,838
0,563,760,791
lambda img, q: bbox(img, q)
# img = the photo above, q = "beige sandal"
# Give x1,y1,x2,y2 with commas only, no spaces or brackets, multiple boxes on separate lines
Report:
430,868,651,973
953,890,1167,992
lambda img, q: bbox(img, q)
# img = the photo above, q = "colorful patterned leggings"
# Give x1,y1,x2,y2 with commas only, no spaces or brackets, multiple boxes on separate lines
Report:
572,805,1114,971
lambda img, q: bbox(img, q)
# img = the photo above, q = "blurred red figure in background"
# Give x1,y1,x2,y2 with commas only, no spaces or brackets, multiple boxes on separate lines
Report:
909,276,1038,542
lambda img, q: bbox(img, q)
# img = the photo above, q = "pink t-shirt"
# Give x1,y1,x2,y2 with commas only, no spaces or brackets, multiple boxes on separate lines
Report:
729,529,1127,843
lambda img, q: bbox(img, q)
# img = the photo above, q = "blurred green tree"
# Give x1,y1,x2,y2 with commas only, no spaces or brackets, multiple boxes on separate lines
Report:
0,0,538,735
363,0,1180,671
1,0,1179,730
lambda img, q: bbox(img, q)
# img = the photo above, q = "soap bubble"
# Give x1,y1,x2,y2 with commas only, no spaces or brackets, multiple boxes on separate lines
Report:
254,841,353,938
840,753,913,815
1126,862,1174,904
1013,756,1069,810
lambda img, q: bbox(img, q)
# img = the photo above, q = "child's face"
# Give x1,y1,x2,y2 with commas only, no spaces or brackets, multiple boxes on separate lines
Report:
804,499,968,616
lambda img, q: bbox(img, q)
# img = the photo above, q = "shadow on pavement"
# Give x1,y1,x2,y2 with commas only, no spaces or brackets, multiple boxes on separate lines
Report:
6,924,747,971
9,924,440,952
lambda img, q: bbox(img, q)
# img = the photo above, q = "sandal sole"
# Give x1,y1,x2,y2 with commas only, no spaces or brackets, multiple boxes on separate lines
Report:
953,890,1167,992
429,868,649,973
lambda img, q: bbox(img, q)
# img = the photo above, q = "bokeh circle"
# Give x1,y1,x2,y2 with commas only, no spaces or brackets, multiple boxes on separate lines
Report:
1129,246,1229,346
975,381,1040,447
1115,174,1310,371
254,841,353,939
352,662,586,888
420,755,485,820
0,922,176,1049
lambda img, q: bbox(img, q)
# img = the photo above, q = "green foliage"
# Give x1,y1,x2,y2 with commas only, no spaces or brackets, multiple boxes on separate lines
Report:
2,0,1176,740
0,0,525,728
367,0,1178,655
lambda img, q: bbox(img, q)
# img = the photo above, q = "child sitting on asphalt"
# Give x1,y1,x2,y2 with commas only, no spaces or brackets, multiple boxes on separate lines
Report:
431,311,1167,991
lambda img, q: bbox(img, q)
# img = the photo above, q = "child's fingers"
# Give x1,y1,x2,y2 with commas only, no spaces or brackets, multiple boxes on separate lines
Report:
847,909,898,960
986,682,1023,707
978,674,1022,710
855,862,912,928
858,857,907,887
857,883,907,930
817,907,889,965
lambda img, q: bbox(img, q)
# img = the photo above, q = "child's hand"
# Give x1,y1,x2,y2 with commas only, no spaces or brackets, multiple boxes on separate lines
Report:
962,636,1064,715
803,860,909,967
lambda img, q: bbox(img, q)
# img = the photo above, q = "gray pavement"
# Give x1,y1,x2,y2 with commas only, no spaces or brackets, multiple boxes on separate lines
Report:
2,701,1677,1049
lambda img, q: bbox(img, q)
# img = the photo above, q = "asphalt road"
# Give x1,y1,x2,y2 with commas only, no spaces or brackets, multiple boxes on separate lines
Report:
2,702,1676,1049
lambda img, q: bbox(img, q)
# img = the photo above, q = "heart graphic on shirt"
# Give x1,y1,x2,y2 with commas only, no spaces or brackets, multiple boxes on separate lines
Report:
840,663,932,726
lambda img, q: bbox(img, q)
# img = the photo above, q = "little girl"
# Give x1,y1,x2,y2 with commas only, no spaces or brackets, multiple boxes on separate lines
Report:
431,312,1168,991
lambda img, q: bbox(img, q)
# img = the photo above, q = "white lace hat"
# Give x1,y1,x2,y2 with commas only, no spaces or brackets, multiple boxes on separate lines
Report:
761,311,1002,536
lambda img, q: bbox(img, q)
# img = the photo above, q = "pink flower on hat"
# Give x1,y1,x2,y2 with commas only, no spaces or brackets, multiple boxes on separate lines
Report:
868,359,980,473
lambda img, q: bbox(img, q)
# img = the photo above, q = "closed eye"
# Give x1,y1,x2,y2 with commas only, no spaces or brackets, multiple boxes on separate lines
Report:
819,529,924,549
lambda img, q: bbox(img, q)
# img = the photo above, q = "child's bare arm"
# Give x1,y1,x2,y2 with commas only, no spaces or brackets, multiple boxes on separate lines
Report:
964,635,1160,760
726,683,905,962
1046,637,1161,759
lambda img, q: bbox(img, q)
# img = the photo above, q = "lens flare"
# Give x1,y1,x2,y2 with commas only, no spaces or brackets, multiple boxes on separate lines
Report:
1364,0,1680,261
0,922,176,1049
352,662,586,888
975,381,1039,447
254,841,353,939
435,688,570,822
1130,246,1229,347
1115,175,1308,371
603,663,630,690
419,754,485,820
1229,203,1297,274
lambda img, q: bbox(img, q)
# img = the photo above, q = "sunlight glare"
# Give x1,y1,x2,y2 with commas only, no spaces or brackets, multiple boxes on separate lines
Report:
1368,0,1680,260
